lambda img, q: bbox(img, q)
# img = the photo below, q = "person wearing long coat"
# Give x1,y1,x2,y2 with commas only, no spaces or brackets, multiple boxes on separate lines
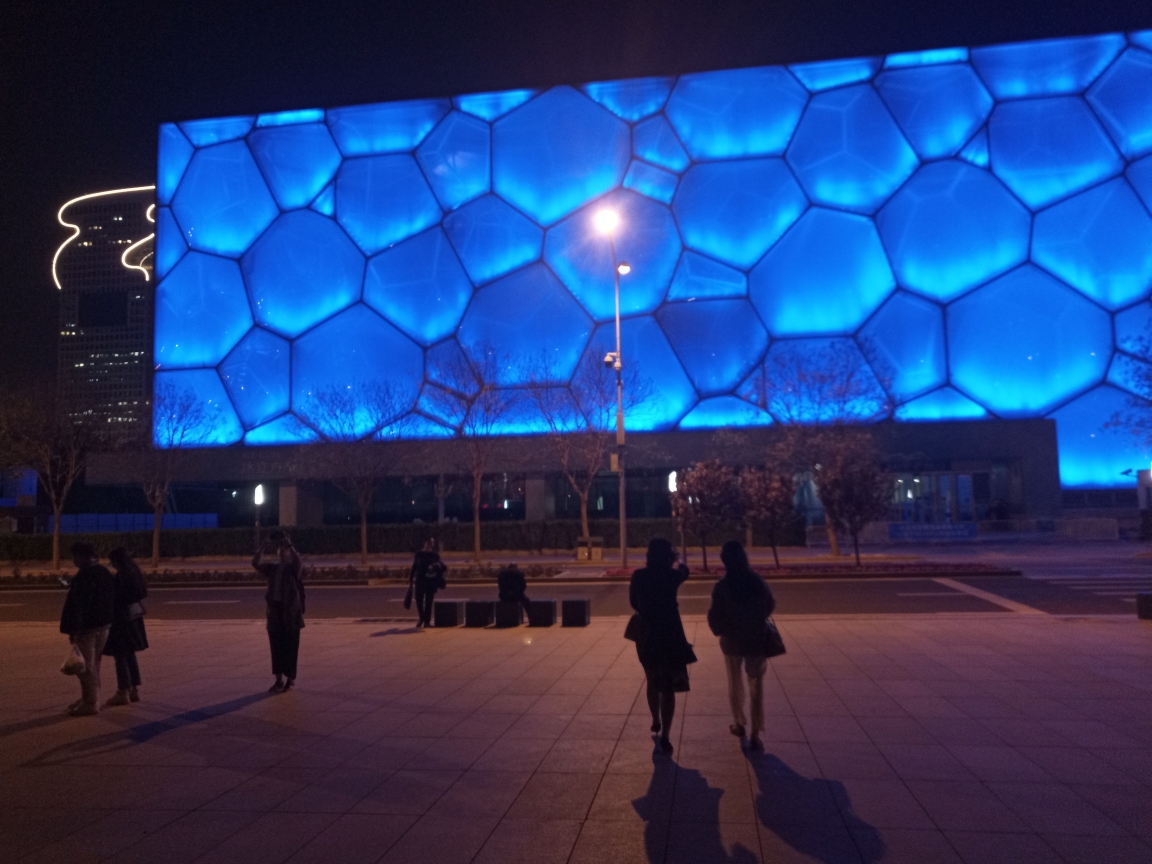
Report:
252,531,305,692
629,537,696,753
101,547,149,706
59,542,116,716
707,540,776,751
409,538,444,628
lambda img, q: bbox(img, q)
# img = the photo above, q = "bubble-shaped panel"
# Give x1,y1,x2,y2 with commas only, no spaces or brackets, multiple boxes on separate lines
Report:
292,304,423,437
425,339,478,395
153,370,243,447
582,316,697,430
875,65,993,159
244,413,320,446
442,194,543,285
310,183,334,216
544,189,681,320
787,84,919,213
633,116,690,172
858,291,946,400
789,57,881,91
170,140,280,257
415,111,490,211
679,396,773,429
249,122,343,210
666,67,809,160
989,97,1122,209
750,208,895,335
1106,352,1150,397
241,210,365,339
1088,48,1152,159
877,160,1030,302
327,99,450,156
1129,154,1152,211
958,128,990,168
454,89,535,121
177,116,254,147
457,263,593,386
1048,385,1151,486
947,265,1111,416
157,124,194,206
218,327,291,429
492,86,630,225
336,154,442,255
154,207,187,279
884,47,969,68
154,252,253,369
1133,31,1152,52
1115,301,1152,354
894,387,989,421
364,228,473,345
256,109,325,127
673,159,807,269
667,252,746,301
583,77,673,121
1033,178,1152,310
623,161,678,205
400,412,456,440
971,34,1126,98
657,299,769,396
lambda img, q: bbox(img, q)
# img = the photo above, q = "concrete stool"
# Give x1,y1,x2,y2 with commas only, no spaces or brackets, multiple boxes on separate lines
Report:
526,599,557,627
1138,593,1152,620
494,601,523,628
433,599,465,628
465,600,495,628
562,598,591,627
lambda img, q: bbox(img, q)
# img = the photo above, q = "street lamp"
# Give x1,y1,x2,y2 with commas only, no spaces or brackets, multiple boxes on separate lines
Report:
594,207,630,568
254,484,265,551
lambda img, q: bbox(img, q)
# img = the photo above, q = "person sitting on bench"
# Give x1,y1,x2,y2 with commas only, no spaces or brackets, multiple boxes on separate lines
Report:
497,565,531,615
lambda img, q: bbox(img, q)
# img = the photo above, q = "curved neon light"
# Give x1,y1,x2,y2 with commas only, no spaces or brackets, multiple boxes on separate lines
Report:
121,232,156,282
52,185,155,290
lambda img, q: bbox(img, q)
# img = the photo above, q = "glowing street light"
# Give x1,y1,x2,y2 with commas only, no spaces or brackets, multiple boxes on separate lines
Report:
254,484,265,551
593,208,620,234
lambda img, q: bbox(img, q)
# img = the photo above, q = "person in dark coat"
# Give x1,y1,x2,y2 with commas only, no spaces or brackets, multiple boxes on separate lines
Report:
101,547,149,706
629,537,696,753
707,540,776,750
252,531,305,692
59,542,116,716
497,565,531,615
409,538,444,628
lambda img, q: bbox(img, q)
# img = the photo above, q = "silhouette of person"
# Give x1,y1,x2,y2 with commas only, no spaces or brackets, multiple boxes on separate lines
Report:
409,538,444,628
497,564,531,615
252,531,304,693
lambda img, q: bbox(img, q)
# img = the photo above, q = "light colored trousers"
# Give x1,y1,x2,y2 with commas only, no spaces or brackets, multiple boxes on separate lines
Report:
724,653,767,735
72,627,109,706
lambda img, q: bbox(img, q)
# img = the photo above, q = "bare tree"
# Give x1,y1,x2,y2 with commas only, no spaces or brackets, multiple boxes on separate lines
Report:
813,428,892,566
739,440,797,569
670,458,742,572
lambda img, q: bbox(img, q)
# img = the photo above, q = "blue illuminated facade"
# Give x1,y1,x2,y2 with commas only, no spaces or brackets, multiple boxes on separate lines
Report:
155,30,1152,487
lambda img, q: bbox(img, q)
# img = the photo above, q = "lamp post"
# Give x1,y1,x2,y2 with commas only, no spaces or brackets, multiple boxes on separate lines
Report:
593,208,630,568
254,484,265,552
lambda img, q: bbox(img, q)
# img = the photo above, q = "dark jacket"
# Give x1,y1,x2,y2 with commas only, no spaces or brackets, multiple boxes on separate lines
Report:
629,564,695,668
497,567,527,602
255,551,305,630
410,550,444,586
103,565,149,655
707,569,776,657
59,563,116,636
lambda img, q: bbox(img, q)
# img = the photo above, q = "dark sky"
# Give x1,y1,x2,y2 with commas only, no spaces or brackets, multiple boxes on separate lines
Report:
3,0,1149,387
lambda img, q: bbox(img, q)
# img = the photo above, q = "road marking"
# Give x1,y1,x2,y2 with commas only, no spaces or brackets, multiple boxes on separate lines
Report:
895,592,970,597
932,577,1046,614
163,600,241,605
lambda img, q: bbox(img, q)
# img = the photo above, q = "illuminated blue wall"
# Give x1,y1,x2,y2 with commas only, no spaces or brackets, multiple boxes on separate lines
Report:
155,30,1152,487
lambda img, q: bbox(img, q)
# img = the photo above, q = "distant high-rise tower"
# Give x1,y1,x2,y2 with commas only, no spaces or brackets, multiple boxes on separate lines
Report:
54,187,155,434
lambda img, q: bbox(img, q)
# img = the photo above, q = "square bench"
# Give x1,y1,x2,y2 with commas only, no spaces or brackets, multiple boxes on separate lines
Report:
1138,593,1152,620
465,600,495,628
433,599,465,628
526,599,557,627
494,601,523,628
561,598,591,627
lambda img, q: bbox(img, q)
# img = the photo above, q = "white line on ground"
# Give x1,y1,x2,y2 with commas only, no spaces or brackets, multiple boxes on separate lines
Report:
895,592,970,597
932,577,1047,614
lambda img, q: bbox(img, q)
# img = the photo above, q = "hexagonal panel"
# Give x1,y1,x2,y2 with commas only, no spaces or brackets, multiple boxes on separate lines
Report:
657,299,769,396
673,159,807,270
750,208,895,336
398,412,455,440
492,86,630,225
544,189,681,321
1048,385,1151,487
157,123,194,206
633,116,690,172
1129,153,1152,211
241,210,365,339
153,369,244,447
335,154,442,255
989,97,1122,209
177,115,254,147
581,316,697,430
1115,300,1152,354
679,396,773,429
154,252,253,369
958,128,990,168
249,122,343,210
789,57,880,91
457,263,593,386
894,387,989,421
1133,31,1152,52
415,111,490,211
170,140,280,257
154,207,187,280
623,161,678,205
858,291,946,400
255,109,325,127
425,339,478,395
947,265,1111,416
218,327,291,429
665,66,809,159
970,34,1126,98
454,89,535,121
310,183,334,216
876,160,1030,302
1033,178,1152,310
363,227,473,345
442,194,543,285
667,252,746,301
292,304,423,437
327,98,450,155
787,84,918,214
1089,48,1152,159
244,413,321,446
875,65,993,159
1106,352,1150,397
583,77,673,121
884,47,968,68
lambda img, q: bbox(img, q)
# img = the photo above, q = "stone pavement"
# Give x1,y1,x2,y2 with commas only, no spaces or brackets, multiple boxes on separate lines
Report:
1,612,1150,864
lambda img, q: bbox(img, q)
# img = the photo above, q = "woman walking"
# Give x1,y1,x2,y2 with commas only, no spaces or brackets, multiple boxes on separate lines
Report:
707,540,776,751
408,538,444,629
629,537,696,753
102,547,149,706
252,531,305,693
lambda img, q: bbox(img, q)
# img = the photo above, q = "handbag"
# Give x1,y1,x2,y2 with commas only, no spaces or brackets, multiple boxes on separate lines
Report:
403,583,413,610
431,561,447,590
763,617,786,658
623,613,644,642
126,601,146,620
61,644,86,676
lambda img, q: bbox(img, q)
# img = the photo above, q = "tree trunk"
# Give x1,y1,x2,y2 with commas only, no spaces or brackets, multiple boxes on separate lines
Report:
700,533,709,573
152,501,164,569
437,494,445,523
578,490,590,537
360,507,369,567
825,522,841,556
770,526,780,568
51,504,62,571
853,531,861,567
472,471,482,562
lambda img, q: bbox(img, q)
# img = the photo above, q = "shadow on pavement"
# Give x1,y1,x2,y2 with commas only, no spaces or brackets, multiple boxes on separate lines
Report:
370,627,422,637
0,713,75,739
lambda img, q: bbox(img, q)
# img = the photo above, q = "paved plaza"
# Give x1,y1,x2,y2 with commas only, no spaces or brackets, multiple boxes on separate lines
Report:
1,611,1151,863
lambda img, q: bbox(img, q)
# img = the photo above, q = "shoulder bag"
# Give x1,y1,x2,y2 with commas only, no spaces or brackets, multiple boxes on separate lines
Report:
763,617,786,658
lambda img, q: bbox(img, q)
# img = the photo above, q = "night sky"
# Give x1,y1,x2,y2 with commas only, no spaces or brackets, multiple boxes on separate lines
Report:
3,0,1149,389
